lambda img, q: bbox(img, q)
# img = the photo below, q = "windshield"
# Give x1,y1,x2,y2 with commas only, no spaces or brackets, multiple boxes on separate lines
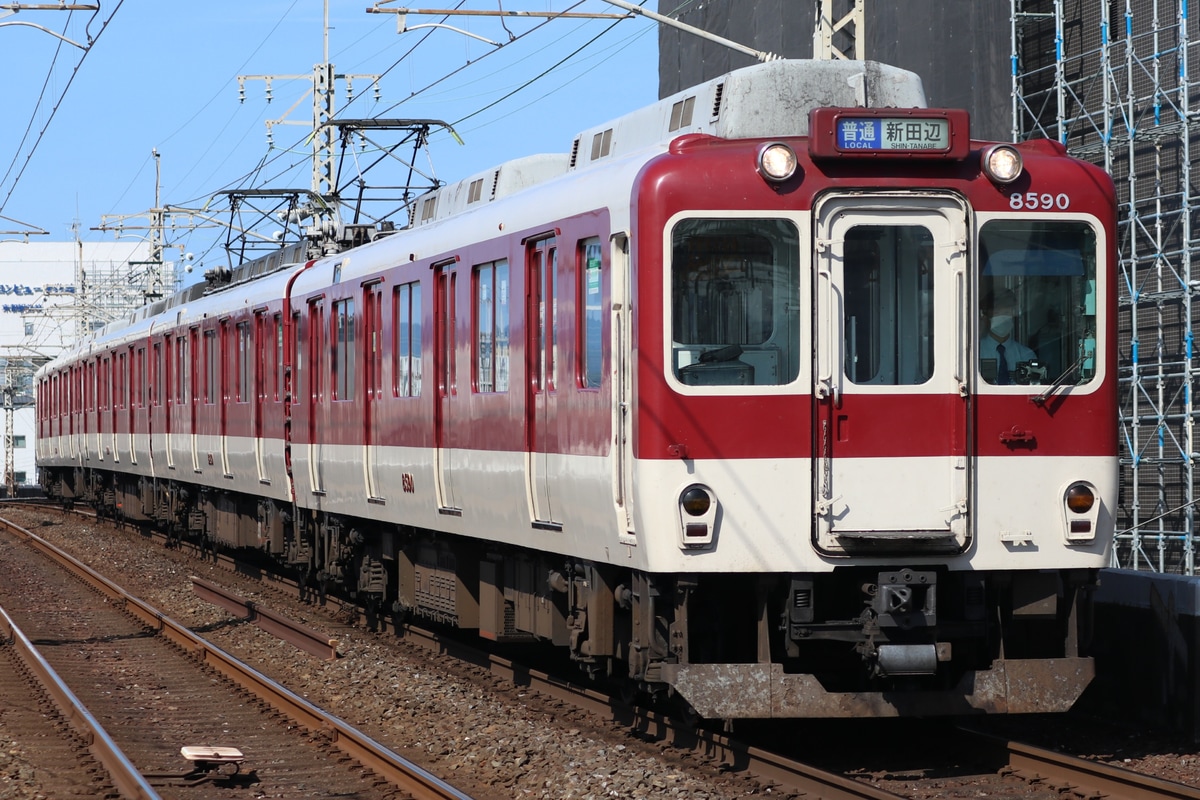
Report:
669,218,801,387
978,220,1098,387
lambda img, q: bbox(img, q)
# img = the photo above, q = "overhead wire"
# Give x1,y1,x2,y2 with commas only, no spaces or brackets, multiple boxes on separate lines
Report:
0,1,117,219
174,0,646,209
103,1,661,264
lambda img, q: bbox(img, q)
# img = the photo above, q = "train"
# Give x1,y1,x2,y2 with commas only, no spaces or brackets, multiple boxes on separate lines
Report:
36,58,1118,719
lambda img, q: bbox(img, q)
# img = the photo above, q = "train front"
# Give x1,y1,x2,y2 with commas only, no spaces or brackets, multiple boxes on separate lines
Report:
626,108,1117,717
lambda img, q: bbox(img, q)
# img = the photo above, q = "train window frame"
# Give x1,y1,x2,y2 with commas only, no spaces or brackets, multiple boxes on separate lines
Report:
254,311,269,405
526,236,557,394
974,213,1104,393
118,350,128,410
222,320,234,405
309,300,325,404
100,356,110,411
159,338,169,407
331,298,355,402
362,283,384,405
664,212,804,392
577,236,603,391
203,328,218,405
393,280,423,398
235,320,253,403
840,223,937,387
135,345,146,408
472,259,510,394
274,313,284,403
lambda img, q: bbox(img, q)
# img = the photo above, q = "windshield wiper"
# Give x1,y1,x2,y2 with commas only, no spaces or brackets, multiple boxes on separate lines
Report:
1032,350,1091,406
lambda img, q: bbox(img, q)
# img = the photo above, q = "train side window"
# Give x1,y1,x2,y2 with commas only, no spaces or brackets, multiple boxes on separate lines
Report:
204,329,218,404
159,340,168,406
527,238,557,393
236,321,252,403
100,357,110,411
181,332,193,404
151,343,162,407
670,217,801,387
254,313,268,403
332,299,355,401
473,259,510,393
309,301,325,403
274,313,284,402
842,225,935,386
393,281,422,398
578,237,603,389
118,351,128,409
136,346,147,408
978,220,1098,387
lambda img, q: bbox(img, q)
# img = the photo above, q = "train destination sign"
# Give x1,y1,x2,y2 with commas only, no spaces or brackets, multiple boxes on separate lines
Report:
807,108,970,159
836,118,950,151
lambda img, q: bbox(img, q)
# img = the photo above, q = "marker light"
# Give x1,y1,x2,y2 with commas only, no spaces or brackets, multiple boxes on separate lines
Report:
981,144,1023,184
681,485,712,517
678,484,717,549
1065,483,1095,514
757,143,798,182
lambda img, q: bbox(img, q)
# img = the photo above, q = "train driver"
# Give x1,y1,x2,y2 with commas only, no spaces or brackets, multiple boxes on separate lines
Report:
980,288,1038,385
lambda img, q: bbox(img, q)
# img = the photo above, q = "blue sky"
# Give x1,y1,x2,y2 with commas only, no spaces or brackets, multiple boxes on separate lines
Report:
0,1,659,273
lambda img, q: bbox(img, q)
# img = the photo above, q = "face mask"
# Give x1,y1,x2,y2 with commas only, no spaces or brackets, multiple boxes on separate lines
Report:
990,314,1014,338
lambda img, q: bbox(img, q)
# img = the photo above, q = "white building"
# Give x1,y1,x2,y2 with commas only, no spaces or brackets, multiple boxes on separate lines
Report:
0,239,153,490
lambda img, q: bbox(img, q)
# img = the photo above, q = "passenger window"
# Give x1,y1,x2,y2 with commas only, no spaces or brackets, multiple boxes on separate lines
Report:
332,299,355,401
474,260,510,393
978,221,1098,387
670,218,801,386
842,225,935,386
579,238,603,389
393,281,423,397
206,330,221,404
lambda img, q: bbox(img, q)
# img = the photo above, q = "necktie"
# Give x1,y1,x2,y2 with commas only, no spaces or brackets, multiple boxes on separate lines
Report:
996,343,1009,384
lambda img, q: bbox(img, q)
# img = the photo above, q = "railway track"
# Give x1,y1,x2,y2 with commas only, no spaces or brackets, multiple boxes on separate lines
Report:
0,513,472,800
5,501,1199,800
0,607,135,798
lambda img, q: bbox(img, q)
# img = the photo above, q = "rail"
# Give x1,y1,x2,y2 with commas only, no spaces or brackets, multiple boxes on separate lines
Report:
0,515,473,800
0,603,161,800
962,727,1200,800
190,575,339,659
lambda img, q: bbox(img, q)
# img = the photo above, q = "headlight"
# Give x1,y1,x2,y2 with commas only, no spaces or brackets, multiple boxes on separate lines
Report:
981,144,1023,184
757,142,798,182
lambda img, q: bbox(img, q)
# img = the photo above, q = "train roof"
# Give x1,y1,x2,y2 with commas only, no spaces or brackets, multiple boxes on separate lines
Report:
67,59,927,355
414,58,927,228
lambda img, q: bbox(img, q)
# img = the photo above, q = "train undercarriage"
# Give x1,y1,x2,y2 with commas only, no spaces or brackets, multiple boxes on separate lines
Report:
42,465,1097,718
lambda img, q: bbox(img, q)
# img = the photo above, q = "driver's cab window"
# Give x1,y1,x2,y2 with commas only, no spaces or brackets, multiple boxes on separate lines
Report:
670,218,801,387
978,220,1098,387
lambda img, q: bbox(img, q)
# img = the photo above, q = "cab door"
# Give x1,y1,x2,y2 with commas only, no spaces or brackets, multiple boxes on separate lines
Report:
813,194,969,553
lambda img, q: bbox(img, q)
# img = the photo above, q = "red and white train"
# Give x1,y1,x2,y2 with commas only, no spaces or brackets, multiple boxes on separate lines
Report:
37,59,1117,718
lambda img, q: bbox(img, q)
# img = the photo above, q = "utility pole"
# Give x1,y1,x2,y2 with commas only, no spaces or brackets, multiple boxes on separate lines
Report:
94,150,204,314
813,0,864,60
239,0,381,252
3,378,13,499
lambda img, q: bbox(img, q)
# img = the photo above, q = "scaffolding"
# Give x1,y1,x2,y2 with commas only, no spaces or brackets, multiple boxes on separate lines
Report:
1011,0,1200,573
